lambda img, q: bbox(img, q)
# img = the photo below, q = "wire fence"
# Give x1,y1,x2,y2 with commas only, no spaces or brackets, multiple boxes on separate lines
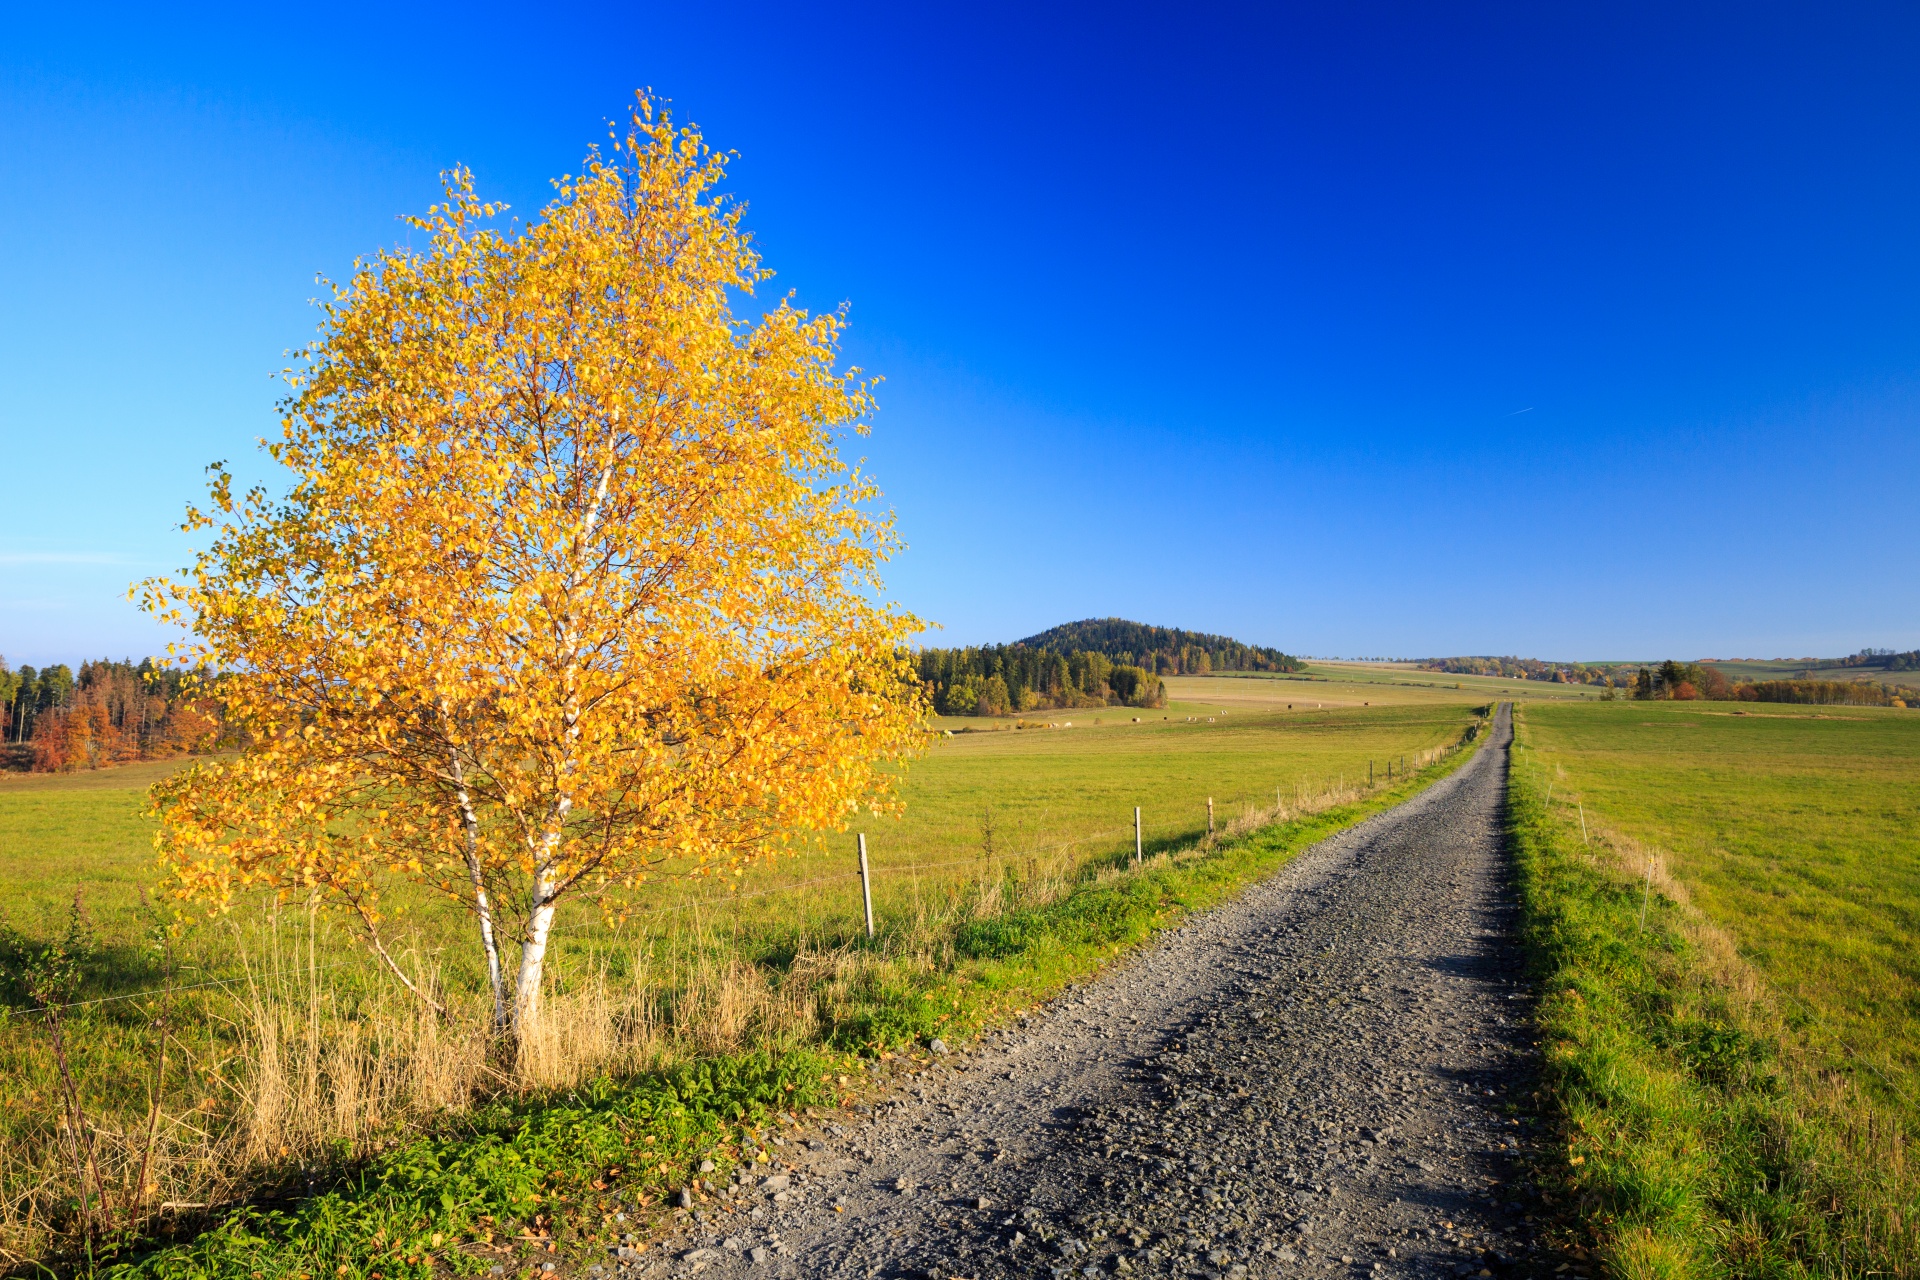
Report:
18,730,1482,1017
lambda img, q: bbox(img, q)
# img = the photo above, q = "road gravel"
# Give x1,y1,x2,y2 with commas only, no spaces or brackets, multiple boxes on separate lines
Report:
624,704,1547,1279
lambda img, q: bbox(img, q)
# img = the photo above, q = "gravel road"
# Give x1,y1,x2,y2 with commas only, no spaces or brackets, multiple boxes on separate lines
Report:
626,703,1548,1279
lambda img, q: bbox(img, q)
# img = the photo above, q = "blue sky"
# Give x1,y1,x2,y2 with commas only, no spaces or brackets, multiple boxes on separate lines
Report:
3,3,1918,667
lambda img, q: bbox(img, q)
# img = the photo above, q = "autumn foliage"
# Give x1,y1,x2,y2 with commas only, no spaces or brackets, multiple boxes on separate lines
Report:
0,658,218,772
141,96,927,1040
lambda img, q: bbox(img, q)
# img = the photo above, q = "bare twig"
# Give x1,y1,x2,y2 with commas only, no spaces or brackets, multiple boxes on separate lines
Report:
347,901,447,1017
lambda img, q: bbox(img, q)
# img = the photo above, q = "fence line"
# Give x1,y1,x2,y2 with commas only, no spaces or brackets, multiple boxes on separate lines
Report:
22,720,1485,1016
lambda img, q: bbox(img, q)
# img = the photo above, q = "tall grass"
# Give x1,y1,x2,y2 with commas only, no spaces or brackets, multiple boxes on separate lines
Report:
1510,718,1920,1278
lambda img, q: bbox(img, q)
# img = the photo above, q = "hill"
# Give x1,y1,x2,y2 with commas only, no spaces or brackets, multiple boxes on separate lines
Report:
1017,618,1304,675
914,619,1301,717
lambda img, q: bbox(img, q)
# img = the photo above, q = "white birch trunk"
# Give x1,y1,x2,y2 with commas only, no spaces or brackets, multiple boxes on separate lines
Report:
451,762,508,1034
512,873,559,1036
512,456,613,1043
468,861,508,1034
443,724,510,1034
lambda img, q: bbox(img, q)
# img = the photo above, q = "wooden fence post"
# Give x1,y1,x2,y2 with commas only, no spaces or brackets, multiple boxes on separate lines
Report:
1134,806,1142,865
858,834,874,940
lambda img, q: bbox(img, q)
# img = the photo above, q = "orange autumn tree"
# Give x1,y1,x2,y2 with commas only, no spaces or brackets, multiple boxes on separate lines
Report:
141,97,927,1043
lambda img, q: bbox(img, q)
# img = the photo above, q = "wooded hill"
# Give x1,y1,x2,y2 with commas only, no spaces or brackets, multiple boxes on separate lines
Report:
917,618,1302,716
1016,618,1304,675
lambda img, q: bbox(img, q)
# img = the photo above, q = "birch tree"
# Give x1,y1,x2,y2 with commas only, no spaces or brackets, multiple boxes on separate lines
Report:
140,96,927,1044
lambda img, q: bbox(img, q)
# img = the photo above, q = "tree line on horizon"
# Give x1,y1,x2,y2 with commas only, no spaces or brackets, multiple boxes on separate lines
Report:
1816,647,1920,673
1419,652,1913,705
1627,660,1908,706
0,657,221,771
1437,655,1908,707
1417,655,1637,685
916,645,1166,715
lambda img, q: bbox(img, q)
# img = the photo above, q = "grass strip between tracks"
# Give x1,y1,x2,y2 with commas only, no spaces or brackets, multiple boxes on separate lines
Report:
1510,717,1920,1279
94,719,1490,1280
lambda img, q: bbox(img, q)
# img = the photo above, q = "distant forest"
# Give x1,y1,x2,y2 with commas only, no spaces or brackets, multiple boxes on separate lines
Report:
1,658,220,771
1416,655,1911,707
918,618,1303,717
1824,647,1920,673
1416,655,1636,685
1634,661,1908,706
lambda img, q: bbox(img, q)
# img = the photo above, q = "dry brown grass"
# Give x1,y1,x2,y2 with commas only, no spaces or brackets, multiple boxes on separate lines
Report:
0,854,1078,1264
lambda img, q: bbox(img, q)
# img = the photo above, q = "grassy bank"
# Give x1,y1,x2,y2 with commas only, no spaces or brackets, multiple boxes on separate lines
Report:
2,704,1487,1273
1511,703,1920,1278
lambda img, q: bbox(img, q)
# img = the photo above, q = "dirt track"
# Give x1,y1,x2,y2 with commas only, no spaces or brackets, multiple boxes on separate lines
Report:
629,704,1547,1279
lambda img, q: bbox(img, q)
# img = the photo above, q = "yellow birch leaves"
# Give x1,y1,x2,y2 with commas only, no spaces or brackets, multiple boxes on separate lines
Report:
141,96,928,972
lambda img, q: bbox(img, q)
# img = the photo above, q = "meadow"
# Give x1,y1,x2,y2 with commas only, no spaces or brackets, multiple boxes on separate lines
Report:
0,690,1487,1272
1297,660,1612,702
1523,700,1920,1104
1,698,1475,953
1207,660,1617,704
1512,699,1920,1277
1704,656,1920,696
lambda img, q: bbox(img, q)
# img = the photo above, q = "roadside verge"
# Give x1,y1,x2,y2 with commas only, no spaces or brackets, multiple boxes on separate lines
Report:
1509,712,1919,1278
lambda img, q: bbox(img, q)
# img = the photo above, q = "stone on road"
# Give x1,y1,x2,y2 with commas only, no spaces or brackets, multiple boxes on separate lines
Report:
634,704,1540,1278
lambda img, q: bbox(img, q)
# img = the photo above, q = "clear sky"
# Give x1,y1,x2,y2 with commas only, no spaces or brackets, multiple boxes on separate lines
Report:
3,3,1918,667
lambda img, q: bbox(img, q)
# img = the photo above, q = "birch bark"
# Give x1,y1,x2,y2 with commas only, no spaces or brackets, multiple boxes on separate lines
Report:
448,745,508,1033
509,456,609,1040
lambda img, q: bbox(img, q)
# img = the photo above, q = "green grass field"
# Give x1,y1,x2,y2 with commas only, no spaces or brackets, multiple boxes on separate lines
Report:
0,761,192,940
1523,699,1920,1100
0,702,1480,968
1513,700,1920,1276
0,692,1488,1271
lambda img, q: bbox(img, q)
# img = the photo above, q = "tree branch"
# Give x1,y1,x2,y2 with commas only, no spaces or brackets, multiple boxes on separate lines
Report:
347,899,447,1017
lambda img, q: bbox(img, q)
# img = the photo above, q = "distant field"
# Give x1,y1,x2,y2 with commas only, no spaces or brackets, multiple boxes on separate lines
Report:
0,759,192,939
1521,699,1920,1101
855,698,1472,870
1703,655,1920,693
1328,655,1920,698
0,696,1483,970
1302,660,1610,702
926,662,1600,724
